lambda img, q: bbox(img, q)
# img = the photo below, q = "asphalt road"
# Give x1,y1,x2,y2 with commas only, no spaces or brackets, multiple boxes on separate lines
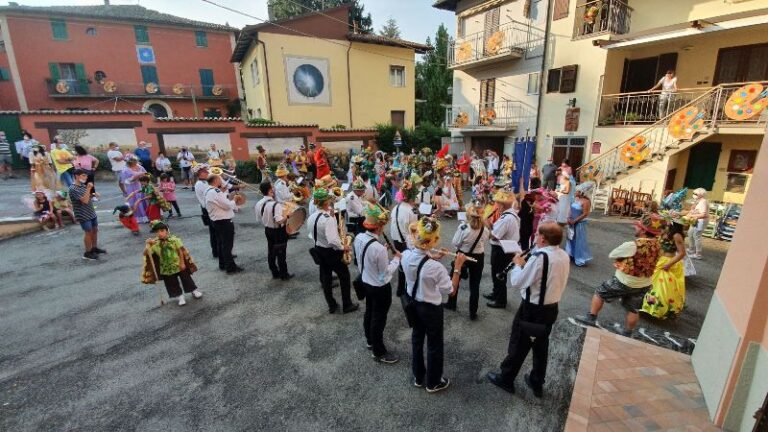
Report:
0,179,727,431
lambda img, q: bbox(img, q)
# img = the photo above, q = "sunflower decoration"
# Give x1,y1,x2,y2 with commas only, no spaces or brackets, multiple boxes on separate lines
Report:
411,216,441,250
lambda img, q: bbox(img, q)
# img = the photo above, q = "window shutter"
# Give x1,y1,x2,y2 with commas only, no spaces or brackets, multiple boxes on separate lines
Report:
141,65,159,86
553,0,570,21
547,68,561,93
195,31,208,47
51,20,68,40
0,68,10,81
134,25,149,43
559,64,578,93
74,63,89,94
48,62,61,82
199,69,214,96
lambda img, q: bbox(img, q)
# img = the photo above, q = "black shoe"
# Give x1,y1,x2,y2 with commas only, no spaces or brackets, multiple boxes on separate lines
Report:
413,376,424,388
91,247,107,254
486,301,506,309
272,273,281,279
281,274,295,281
469,314,478,321
82,251,98,261
482,293,496,300
572,314,598,328
328,303,339,314
444,303,456,311
524,373,543,398
342,304,359,314
366,343,373,350
373,353,399,364
226,266,245,274
486,372,515,394
426,378,451,394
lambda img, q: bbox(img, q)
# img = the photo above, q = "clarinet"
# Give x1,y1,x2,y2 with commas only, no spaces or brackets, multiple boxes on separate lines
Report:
495,249,532,281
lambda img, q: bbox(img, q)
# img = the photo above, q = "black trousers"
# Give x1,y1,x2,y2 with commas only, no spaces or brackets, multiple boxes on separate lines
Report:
212,219,236,271
161,270,198,297
201,207,218,258
364,282,392,357
412,301,444,388
446,252,484,317
491,245,513,305
393,240,408,297
530,178,542,190
499,300,559,389
543,179,556,190
317,247,352,310
265,226,288,277
166,200,181,216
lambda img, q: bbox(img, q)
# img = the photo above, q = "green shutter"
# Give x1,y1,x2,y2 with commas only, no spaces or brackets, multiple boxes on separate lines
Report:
195,31,208,47
134,25,149,43
48,62,60,83
51,20,68,40
199,69,214,96
141,65,159,93
0,68,10,81
74,63,89,94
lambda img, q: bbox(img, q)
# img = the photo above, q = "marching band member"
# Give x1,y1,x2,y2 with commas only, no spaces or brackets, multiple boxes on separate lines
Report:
193,164,219,259
273,164,293,204
354,205,401,364
401,217,467,393
445,202,490,320
308,188,358,314
418,176,433,208
486,223,570,398
485,189,520,309
255,181,293,281
390,177,419,296
345,179,367,235
204,174,243,274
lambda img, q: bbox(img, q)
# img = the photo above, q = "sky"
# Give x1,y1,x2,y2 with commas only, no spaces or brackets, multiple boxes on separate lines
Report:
2,0,456,44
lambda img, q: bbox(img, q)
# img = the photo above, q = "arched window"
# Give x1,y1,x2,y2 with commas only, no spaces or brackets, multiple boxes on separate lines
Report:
146,103,169,118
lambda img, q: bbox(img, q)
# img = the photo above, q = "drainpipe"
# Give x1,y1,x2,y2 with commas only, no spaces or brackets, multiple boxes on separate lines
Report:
258,39,273,120
346,43,354,128
534,0,553,149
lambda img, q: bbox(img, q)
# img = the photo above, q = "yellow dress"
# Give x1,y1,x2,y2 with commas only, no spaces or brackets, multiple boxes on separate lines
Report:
641,255,686,319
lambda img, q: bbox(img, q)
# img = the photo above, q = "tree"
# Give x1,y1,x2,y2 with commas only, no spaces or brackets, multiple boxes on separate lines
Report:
415,24,452,126
378,17,401,39
268,0,373,33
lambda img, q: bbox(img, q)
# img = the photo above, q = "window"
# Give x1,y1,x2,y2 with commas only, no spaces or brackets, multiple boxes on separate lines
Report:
389,65,405,87
546,68,561,93
0,67,10,81
204,108,222,118
546,65,578,93
391,110,405,128
85,27,97,36
553,0,570,21
250,60,260,86
140,65,159,90
134,25,149,43
527,72,540,95
48,62,89,94
195,31,208,47
51,20,68,40
480,78,496,107
199,68,215,96
458,17,467,38
551,136,585,166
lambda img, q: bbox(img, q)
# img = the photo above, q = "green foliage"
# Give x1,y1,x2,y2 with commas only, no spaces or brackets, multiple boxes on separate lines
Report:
378,18,401,39
247,118,276,126
268,0,372,33
93,153,111,171
416,24,452,126
374,122,448,154
330,124,347,130
235,160,259,183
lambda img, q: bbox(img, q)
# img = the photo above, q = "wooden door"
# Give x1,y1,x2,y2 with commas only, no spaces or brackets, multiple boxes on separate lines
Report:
391,111,405,128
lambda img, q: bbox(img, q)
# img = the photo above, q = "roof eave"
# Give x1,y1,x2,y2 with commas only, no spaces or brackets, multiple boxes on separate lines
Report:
432,0,458,12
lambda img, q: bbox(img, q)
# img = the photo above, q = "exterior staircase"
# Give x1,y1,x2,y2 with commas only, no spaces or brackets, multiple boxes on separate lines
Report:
578,82,768,186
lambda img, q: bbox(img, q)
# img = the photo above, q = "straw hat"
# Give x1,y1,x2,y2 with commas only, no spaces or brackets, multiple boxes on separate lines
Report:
493,189,516,204
191,163,210,176
275,164,290,177
411,216,441,250
315,174,337,189
363,204,390,229
635,213,667,236
575,181,595,196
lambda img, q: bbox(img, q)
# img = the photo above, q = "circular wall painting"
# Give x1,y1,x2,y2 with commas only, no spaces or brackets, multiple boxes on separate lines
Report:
293,64,325,98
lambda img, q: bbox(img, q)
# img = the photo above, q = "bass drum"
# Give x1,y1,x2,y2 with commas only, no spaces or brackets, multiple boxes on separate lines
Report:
284,202,307,235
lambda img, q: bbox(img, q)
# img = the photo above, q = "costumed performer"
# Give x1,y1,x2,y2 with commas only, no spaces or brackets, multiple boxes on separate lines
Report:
142,220,202,307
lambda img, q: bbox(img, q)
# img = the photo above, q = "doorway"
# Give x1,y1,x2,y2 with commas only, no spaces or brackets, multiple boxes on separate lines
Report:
620,53,678,93
471,136,504,156
684,142,721,190
551,136,586,167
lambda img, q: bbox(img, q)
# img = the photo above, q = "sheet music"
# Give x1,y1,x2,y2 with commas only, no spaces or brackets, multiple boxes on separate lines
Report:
500,240,523,255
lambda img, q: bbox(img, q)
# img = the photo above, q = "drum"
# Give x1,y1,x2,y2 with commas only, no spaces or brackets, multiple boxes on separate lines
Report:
284,202,307,235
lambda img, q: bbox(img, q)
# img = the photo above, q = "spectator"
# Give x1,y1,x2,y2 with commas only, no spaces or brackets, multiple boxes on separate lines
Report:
486,150,500,177
107,142,126,195
176,146,195,189
52,190,75,228
15,131,37,168
73,145,99,194
29,144,55,191
529,161,541,190
50,136,75,188
32,189,56,230
650,70,678,119
70,169,105,260
154,152,173,178
134,141,152,173
456,151,470,190
685,188,709,260
541,157,557,190
0,131,16,179
158,173,182,218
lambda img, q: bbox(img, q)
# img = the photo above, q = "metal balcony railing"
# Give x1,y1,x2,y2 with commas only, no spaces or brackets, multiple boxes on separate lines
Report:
448,20,543,68
445,100,534,129
573,0,632,39
46,81,231,99
598,88,710,126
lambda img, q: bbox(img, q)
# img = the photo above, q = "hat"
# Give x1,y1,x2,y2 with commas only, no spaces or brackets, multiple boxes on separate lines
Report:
493,178,511,188
33,188,47,195
256,145,266,153
299,144,306,151
635,213,666,236
72,168,88,176
352,179,366,191
400,179,419,202
435,158,448,171
191,163,210,175
363,204,390,229
56,190,67,199
315,174,336,189
352,154,364,165
283,149,293,155
411,216,441,250
150,220,169,232
309,143,316,149
659,210,690,227
493,189,515,204
575,181,595,196
312,187,334,205
465,201,484,219
275,164,289,177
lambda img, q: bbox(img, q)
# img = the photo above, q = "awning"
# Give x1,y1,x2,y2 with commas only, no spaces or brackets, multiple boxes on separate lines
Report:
458,0,509,18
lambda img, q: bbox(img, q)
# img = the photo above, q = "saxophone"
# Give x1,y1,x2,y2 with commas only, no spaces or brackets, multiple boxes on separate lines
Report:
337,210,353,265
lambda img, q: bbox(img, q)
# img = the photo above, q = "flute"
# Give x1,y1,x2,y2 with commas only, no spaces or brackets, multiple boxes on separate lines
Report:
429,248,479,263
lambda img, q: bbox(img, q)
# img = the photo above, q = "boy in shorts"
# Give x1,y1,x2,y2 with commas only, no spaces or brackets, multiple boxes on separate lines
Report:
70,169,106,260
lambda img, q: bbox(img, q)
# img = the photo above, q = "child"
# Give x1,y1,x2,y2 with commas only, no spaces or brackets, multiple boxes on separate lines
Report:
126,175,170,222
158,173,181,218
113,204,140,236
141,221,202,306
52,190,75,228
31,189,56,230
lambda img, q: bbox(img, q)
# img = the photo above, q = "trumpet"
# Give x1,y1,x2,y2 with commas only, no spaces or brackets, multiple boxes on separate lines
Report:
331,186,344,199
429,248,478,263
337,210,354,265
209,167,261,194
495,249,533,281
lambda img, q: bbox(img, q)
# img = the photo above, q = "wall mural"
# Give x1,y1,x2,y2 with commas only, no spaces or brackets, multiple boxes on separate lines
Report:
284,56,331,105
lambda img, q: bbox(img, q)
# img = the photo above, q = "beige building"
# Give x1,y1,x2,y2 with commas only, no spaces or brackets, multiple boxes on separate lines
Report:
230,5,428,130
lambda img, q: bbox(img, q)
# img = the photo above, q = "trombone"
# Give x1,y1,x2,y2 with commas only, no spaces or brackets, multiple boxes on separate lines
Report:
209,167,261,194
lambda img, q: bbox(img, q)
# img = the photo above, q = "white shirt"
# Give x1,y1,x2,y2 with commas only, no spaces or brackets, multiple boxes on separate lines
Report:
195,180,208,207
401,249,452,306
204,187,236,221
364,181,378,202
255,196,284,228
490,209,520,246
658,76,677,94
307,210,342,250
390,202,418,247
345,192,365,218
177,151,195,168
418,186,432,205
487,155,499,173
507,246,570,305
155,156,171,172
354,232,400,287
274,178,292,203
207,149,223,160
451,223,490,255
107,150,125,172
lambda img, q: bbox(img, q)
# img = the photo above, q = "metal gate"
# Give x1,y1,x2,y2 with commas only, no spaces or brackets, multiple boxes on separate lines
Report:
0,114,23,168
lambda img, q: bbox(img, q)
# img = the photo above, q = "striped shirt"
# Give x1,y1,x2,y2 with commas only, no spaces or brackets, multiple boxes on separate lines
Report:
0,139,11,156
69,184,97,222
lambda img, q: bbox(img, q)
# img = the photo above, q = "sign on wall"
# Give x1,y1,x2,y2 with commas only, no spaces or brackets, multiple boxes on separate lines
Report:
284,56,331,105
591,141,602,154
564,107,580,132
136,46,156,64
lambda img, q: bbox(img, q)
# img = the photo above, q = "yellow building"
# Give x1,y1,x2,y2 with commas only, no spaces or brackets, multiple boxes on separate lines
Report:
536,0,767,204
230,5,429,130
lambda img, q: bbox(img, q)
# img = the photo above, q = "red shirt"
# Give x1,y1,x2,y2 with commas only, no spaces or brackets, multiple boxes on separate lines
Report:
457,156,470,174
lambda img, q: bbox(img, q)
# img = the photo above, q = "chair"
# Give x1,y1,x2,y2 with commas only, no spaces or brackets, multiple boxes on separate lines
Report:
591,181,610,215
609,187,630,216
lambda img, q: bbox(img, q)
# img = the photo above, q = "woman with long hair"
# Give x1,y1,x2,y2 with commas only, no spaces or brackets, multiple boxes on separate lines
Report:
29,144,55,191
445,202,489,320
566,182,594,267
642,215,687,319
120,158,149,223
73,145,99,193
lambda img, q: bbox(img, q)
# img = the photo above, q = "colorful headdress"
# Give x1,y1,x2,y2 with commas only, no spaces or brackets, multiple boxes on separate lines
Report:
465,201,484,219
312,187,334,204
493,189,516,204
150,220,168,232
275,164,289,177
399,178,419,202
411,216,441,250
352,179,366,191
191,163,210,176
315,174,337,189
635,213,666,236
575,181,595,196
351,154,365,165
363,204,390,229
435,157,448,171
659,210,691,227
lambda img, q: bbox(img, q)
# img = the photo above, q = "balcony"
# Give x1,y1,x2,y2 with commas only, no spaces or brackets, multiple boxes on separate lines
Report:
448,21,543,70
573,0,632,40
46,80,231,100
445,101,533,132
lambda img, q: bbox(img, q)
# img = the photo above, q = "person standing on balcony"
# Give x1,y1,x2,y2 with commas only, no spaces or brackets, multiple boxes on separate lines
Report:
650,70,678,119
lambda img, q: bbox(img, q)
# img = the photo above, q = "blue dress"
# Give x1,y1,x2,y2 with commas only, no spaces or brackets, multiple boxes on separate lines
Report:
566,200,592,266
